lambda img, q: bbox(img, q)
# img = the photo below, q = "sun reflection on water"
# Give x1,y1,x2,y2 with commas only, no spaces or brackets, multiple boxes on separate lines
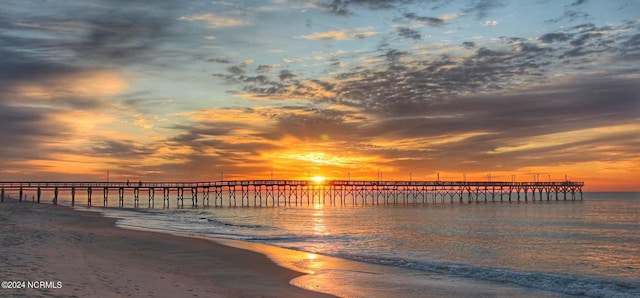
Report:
312,208,327,236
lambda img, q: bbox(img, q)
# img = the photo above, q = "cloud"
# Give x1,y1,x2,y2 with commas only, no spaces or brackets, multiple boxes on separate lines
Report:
9,70,128,109
571,0,587,7
546,10,590,24
461,41,476,48
200,72,639,175
2,0,638,184
403,12,445,27
316,0,414,16
0,0,188,177
0,105,70,160
397,27,422,40
92,139,156,157
296,27,378,41
179,13,248,28
439,13,460,21
463,0,505,20
483,20,499,26
539,32,572,43
208,14,640,176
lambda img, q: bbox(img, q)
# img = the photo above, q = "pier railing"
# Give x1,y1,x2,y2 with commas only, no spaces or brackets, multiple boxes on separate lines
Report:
1,180,584,208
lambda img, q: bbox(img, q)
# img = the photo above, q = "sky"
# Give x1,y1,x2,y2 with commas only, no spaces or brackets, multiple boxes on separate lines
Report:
0,0,638,191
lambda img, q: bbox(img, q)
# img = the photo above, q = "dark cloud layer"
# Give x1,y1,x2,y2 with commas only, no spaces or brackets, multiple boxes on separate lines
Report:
462,0,505,19
317,0,414,15
0,0,188,173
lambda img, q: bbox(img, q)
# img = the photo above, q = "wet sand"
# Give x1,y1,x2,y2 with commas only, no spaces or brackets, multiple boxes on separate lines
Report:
0,198,332,297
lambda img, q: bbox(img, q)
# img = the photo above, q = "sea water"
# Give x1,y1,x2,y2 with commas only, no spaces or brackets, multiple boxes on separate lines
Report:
77,192,638,297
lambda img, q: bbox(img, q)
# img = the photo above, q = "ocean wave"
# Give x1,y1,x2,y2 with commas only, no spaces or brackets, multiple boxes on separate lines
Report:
323,254,640,297
248,234,345,243
201,217,276,231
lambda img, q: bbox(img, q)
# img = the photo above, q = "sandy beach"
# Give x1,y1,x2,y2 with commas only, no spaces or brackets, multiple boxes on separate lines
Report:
0,198,332,297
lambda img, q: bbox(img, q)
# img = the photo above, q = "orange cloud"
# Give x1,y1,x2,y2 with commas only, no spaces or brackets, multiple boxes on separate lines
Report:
179,13,248,28
13,70,128,102
296,27,379,41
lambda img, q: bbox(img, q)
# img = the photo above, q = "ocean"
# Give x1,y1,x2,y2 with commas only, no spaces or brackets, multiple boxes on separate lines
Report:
79,192,638,297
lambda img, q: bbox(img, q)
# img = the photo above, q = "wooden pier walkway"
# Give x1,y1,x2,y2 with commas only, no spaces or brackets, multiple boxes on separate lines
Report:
0,180,584,208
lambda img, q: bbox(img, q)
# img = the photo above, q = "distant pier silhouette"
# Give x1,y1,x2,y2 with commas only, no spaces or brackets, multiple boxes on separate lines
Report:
1,180,584,208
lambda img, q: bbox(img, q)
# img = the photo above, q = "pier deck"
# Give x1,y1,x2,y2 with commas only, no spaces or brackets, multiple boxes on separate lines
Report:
0,180,584,208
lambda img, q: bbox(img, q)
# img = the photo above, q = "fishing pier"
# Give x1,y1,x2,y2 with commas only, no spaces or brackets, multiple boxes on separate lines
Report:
1,180,584,208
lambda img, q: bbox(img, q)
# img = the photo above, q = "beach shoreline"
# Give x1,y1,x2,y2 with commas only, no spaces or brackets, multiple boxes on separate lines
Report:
96,204,574,298
0,198,333,297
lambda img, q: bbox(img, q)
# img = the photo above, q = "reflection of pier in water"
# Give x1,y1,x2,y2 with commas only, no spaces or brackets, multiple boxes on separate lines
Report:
1,180,584,208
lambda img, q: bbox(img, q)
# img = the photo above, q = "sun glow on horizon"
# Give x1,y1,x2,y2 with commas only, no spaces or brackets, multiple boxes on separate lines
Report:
311,176,326,184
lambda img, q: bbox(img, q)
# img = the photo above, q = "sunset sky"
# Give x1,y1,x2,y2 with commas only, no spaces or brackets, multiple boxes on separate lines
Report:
1,0,638,191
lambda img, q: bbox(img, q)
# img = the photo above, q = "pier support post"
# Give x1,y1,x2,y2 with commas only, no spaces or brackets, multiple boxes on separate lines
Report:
492,187,496,202
163,188,170,208
149,188,154,208
265,185,273,206
53,187,58,205
118,187,124,208
37,187,41,203
242,185,249,207
19,186,23,202
203,187,209,207
103,187,108,207
214,187,223,207
191,187,198,207
87,187,92,207
71,187,75,207
134,187,140,208
177,187,184,208
254,186,262,207
1,187,4,202
229,186,236,207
